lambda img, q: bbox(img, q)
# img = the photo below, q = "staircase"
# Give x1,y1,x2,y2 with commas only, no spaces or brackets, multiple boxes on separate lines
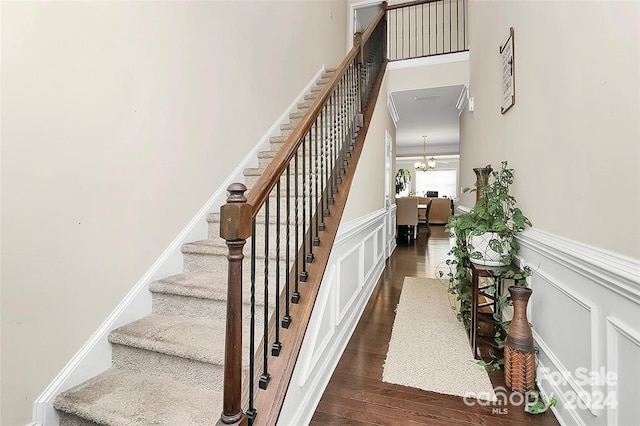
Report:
53,71,337,426
52,2,391,423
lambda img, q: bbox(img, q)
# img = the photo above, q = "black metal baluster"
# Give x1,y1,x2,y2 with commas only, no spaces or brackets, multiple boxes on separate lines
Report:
395,9,398,60
414,5,417,58
408,6,411,59
259,200,270,390
337,77,344,185
357,56,362,120
348,63,353,141
246,219,257,422
442,0,445,54
320,105,328,227
421,3,424,57
300,135,308,281
340,73,345,175
325,99,332,207
403,8,407,60
272,181,282,357
342,73,348,175
329,91,336,205
335,82,340,185
456,0,459,51
282,165,292,327
352,61,358,141
306,127,315,263
292,148,300,303
313,118,320,246
463,0,466,49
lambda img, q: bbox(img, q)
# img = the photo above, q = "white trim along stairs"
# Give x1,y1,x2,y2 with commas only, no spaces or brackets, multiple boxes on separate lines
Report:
32,67,333,426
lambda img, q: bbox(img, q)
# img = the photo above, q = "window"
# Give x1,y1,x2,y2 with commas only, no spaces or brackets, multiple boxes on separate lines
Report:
415,169,457,199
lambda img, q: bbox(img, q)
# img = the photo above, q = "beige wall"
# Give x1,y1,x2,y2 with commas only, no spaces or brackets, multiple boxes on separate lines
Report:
459,0,640,260
0,1,347,424
342,75,395,223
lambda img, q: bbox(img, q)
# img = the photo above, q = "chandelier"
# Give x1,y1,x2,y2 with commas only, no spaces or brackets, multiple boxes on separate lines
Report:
414,136,437,171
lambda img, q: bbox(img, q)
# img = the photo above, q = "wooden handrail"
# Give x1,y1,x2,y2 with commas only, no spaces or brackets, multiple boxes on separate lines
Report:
245,3,387,215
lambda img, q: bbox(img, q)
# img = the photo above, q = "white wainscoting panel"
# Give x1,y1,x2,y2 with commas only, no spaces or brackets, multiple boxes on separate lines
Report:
279,208,394,425
386,204,397,258
516,227,640,426
605,317,640,426
529,270,599,414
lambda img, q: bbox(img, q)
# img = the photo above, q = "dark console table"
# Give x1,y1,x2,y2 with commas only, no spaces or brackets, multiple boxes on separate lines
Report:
470,262,521,360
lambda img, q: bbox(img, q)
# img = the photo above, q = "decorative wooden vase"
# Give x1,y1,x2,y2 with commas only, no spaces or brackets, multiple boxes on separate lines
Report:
504,286,535,392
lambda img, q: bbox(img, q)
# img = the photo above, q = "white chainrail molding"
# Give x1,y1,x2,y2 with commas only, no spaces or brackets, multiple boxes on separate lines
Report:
32,66,328,426
386,51,469,71
457,205,640,426
278,207,394,425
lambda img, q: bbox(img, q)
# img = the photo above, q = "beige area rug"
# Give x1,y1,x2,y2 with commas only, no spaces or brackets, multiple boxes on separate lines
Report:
382,277,497,401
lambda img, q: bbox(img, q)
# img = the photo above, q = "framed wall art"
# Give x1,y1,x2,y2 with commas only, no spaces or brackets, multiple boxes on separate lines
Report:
500,27,515,114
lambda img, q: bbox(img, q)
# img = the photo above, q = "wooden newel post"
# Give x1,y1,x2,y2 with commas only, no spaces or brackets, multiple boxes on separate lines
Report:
354,32,363,65
217,183,251,426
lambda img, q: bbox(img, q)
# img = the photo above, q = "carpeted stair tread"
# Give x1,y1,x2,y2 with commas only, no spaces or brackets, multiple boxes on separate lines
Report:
108,314,225,364
182,238,296,256
304,92,320,101
257,149,325,160
297,99,315,109
150,271,227,301
183,238,302,263
244,166,320,177
270,135,289,144
54,368,221,426
150,271,274,307
181,238,228,256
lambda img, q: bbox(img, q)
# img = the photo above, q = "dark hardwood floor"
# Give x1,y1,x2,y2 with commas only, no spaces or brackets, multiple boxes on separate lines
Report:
310,225,559,425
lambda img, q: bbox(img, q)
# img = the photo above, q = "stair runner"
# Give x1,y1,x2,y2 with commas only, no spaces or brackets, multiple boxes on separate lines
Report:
53,70,346,425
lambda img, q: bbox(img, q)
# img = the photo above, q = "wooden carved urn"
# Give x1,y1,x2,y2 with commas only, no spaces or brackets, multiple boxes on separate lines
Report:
504,286,535,392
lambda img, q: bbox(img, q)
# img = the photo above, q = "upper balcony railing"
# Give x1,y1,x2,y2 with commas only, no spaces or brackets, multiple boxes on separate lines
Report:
387,0,468,61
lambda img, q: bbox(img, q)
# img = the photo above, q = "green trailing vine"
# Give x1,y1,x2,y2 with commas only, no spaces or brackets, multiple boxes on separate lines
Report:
441,161,532,366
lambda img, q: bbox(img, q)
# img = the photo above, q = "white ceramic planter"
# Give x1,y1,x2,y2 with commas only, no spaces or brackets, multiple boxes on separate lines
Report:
468,232,510,266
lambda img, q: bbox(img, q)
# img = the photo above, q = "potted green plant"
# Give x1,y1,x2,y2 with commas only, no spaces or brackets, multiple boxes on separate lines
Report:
444,161,531,336
463,161,531,266
395,168,411,195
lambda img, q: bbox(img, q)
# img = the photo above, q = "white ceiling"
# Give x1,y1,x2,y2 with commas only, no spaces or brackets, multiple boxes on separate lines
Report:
391,85,465,158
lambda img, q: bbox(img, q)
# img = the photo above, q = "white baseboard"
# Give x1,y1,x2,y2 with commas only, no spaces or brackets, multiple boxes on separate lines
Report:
32,66,327,426
278,208,390,425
